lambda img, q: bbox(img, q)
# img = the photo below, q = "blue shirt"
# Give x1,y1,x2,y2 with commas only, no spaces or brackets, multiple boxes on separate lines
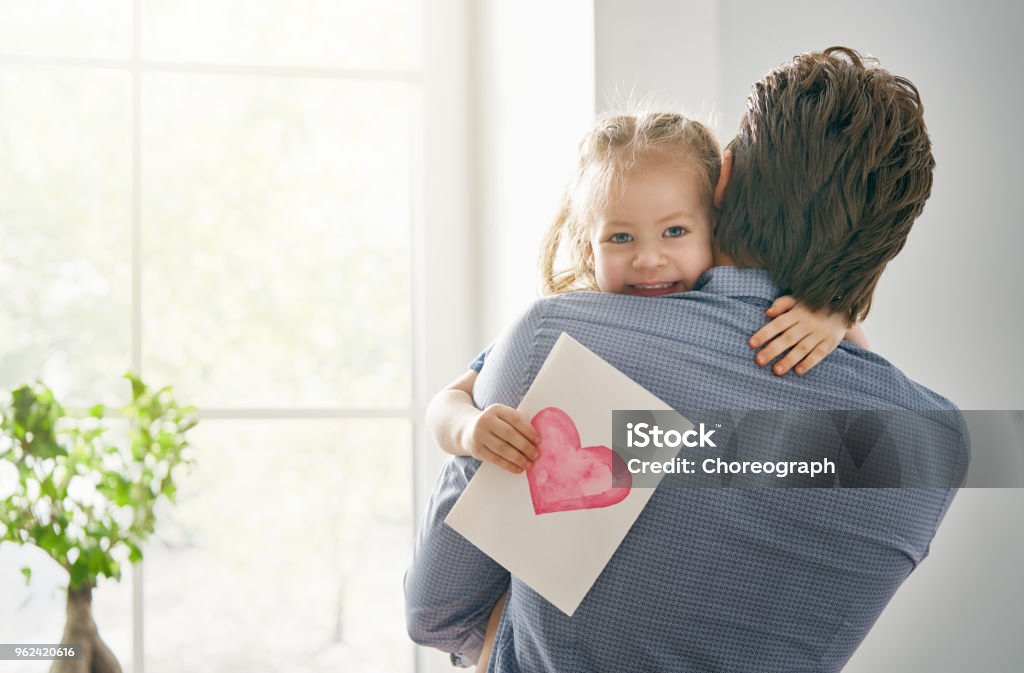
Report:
405,267,968,672
469,347,490,373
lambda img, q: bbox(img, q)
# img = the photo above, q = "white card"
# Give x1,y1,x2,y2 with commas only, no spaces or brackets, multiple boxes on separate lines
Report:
445,333,686,615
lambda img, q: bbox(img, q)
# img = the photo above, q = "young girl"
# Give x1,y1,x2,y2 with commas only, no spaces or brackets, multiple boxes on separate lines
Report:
427,111,868,476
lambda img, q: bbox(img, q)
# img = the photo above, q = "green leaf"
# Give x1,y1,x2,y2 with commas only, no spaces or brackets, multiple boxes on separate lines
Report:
89,404,105,419
160,476,177,500
20,566,31,585
69,559,89,589
125,373,146,401
35,525,59,554
39,477,59,500
104,557,122,582
112,475,133,507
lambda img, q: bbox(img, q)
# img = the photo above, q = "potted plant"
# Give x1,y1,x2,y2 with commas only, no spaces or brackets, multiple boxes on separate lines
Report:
0,375,197,673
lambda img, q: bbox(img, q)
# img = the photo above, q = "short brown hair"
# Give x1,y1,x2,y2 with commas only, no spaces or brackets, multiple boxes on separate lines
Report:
540,112,721,295
716,46,934,322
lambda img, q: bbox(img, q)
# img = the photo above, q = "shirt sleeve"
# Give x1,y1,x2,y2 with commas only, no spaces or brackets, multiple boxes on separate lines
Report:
405,301,546,664
467,343,493,373
403,456,509,666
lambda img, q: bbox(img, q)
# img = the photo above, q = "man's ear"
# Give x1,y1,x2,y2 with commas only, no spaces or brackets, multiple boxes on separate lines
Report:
713,149,733,209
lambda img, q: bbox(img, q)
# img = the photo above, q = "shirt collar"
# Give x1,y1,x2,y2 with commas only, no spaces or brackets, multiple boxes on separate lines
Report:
693,266,781,301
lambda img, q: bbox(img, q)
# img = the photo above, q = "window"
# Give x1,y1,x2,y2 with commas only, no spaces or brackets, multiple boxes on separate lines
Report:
0,3,455,671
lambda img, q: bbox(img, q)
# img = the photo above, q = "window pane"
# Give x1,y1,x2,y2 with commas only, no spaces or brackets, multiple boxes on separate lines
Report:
142,0,422,70
141,74,413,409
143,419,413,673
0,66,131,406
0,1,131,59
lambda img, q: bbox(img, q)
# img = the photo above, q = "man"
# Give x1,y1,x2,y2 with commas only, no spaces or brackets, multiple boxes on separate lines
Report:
405,47,968,672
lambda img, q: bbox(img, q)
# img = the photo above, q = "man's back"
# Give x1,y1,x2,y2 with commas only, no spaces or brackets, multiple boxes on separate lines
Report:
406,267,968,672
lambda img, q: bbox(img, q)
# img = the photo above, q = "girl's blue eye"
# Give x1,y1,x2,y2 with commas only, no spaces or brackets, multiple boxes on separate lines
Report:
664,226,685,238
610,233,633,244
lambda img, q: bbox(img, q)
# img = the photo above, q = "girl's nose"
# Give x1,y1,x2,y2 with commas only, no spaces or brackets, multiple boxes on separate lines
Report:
633,245,667,270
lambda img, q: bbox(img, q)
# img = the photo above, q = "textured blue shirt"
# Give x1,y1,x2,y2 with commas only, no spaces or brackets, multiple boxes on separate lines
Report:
405,267,968,672
468,347,490,373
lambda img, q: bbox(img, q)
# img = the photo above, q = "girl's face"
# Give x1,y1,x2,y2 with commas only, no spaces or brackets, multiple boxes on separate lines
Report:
590,164,714,297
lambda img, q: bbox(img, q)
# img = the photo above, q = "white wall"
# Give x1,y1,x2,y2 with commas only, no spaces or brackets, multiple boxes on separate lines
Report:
594,0,718,119
590,1,1024,670
472,0,596,345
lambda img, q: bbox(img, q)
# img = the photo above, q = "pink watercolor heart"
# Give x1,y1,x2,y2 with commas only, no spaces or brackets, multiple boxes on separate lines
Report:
527,407,632,515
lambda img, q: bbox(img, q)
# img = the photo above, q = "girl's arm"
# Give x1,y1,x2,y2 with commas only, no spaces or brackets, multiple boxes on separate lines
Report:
748,295,870,376
425,370,539,473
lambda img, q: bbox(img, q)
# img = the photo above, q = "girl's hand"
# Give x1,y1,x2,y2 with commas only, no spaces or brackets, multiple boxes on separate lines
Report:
748,295,850,376
461,404,540,474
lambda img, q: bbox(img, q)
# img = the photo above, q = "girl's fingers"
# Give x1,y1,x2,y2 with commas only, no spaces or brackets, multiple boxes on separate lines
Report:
793,343,833,376
750,311,799,349
497,406,541,445
495,420,539,462
491,454,525,473
765,295,798,318
754,324,807,366
481,439,528,473
491,428,535,468
772,337,821,376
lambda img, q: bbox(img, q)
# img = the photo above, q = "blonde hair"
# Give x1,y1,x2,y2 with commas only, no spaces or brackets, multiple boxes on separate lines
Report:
539,112,722,295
